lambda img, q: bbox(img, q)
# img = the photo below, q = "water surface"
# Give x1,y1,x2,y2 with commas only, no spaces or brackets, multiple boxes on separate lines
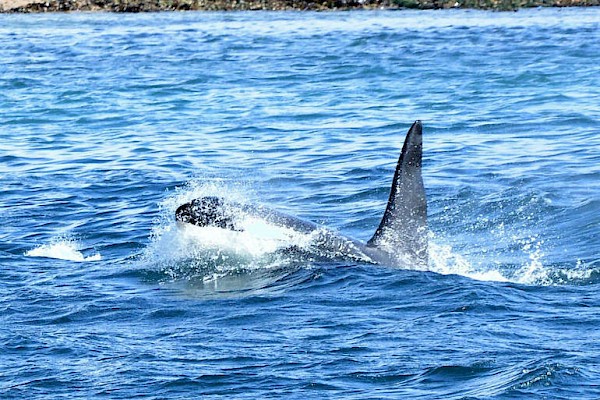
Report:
1,8,599,399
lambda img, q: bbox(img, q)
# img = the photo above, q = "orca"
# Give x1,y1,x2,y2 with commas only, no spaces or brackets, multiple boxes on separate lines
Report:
175,121,427,268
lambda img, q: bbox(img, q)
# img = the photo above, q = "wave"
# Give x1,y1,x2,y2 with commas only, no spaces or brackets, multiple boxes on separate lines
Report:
402,359,581,399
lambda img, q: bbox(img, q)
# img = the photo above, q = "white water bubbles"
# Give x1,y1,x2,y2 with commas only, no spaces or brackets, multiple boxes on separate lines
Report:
25,237,101,262
428,229,599,286
140,179,318,281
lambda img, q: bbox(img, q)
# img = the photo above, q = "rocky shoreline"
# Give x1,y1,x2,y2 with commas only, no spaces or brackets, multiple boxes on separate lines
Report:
1,0,598,12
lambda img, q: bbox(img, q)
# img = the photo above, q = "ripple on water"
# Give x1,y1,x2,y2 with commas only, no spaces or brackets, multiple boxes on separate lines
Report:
1,8,599,400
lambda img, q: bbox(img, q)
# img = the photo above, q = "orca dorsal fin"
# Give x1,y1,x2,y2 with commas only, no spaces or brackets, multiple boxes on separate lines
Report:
367,120,428,266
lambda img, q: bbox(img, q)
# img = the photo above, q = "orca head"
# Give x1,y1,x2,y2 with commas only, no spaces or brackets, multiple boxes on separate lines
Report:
175,196,238,230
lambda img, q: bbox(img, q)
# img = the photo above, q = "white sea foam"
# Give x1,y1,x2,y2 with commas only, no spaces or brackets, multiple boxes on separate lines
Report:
427,233,599,286
428,241,510,283
25,239,101,262
143,221,316,279
174,219,312,259
143,181,317,277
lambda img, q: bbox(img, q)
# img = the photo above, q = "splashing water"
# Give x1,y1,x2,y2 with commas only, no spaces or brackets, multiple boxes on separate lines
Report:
25,239,101,262
428,230,599,286
140,180,323,280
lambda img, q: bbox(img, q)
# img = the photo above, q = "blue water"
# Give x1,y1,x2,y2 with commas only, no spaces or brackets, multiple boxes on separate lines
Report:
1,8,600,398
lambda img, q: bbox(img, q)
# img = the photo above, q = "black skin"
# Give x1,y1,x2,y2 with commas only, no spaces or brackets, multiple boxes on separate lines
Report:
175,196,238,230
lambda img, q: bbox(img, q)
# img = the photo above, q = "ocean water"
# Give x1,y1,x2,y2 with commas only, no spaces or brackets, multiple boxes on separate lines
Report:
1,8,599,398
